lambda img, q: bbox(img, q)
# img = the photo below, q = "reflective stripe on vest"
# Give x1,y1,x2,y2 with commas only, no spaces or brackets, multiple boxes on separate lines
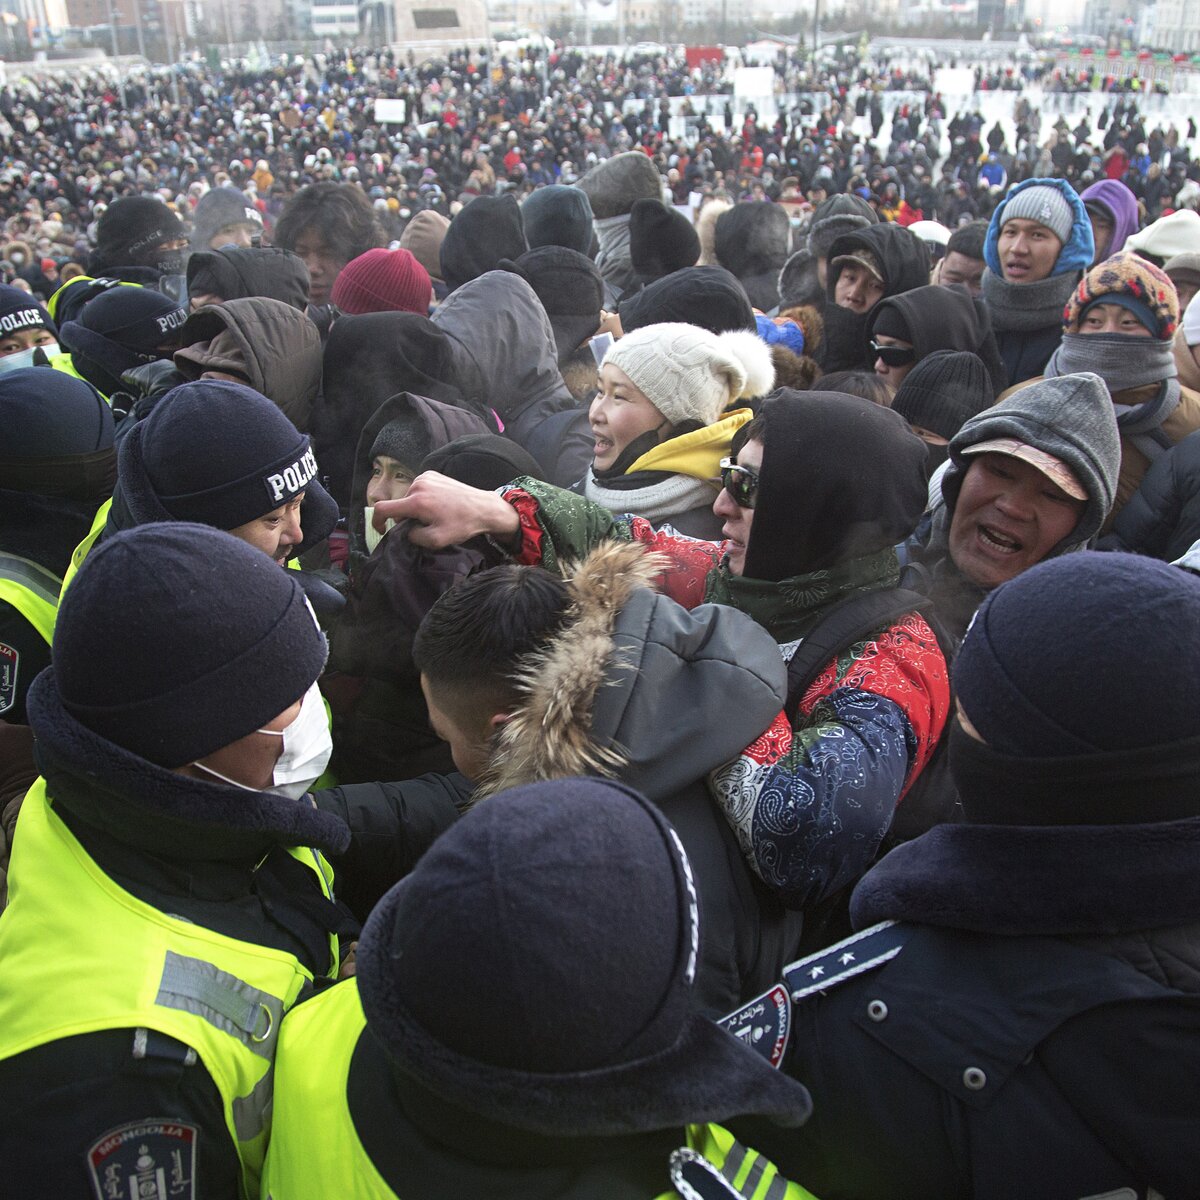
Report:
59,497,111,598
262,983,820,1200
0,551,61,645
0,780,338,1198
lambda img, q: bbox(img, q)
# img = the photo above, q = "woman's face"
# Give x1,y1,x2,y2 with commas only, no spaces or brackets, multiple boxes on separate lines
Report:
588,363,669,472
366,454,415,506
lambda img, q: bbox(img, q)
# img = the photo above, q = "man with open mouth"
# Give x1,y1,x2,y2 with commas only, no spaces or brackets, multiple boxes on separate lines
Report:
902,371,1122,642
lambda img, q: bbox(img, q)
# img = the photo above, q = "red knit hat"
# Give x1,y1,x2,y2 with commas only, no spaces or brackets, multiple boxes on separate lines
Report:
331,247,432,316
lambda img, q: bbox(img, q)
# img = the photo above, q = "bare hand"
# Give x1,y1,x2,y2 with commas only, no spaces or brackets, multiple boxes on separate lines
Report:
373,471,521,550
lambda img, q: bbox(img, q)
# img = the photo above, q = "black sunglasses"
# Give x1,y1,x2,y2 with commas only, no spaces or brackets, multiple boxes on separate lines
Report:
719,457,760,509
870,339,916,367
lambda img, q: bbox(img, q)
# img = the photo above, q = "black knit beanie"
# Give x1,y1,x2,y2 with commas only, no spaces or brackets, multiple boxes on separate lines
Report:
956,552,1200,759
119,380,327,530
618,266,756,336
868,303,913,342
59,286,187,395
501,246,605,365
629,198,701,283
891,350,992,442
521,185,595,255
440,194,528,293
49,522,327,768
419,433,544,490
91,196,185,272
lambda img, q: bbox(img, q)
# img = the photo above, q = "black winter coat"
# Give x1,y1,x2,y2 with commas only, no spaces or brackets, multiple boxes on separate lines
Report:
734,812,1200,1199
994,321,1062,388
1103,427,1200,562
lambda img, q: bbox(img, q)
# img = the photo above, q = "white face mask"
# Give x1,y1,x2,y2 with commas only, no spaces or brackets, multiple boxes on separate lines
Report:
192,682,332,800
0,341,58,373
363,506,396,554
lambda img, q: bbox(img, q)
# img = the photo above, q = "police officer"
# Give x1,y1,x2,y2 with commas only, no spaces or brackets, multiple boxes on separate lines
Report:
102,379,338,572
0,523,355,1198
735,552,1200,1199
0,367,114,725
263,777,819,1200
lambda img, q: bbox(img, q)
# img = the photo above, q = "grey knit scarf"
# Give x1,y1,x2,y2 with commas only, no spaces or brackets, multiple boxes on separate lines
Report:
1044,331,1178,393
981,267,1079,333
1045,332,1181,461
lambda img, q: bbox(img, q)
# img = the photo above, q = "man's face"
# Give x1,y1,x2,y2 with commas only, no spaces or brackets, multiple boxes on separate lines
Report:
421,676,497,781
938,250,985,296
997,218,1062,284
872,334,915,391
291,226,345,307
208,222,258,251
948,453,1085,589
711,437,762,577
0,325,56,357
227,494,304,566
834,262,885,313
1088,211,1115,264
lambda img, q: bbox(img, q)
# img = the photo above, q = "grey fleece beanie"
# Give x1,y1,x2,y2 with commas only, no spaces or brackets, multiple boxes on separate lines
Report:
943,371,1120,555
577,152,662,220
999,184,1074,245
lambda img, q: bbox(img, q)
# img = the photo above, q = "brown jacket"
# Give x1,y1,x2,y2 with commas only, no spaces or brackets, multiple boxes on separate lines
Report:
173,297,322,430
1175,327,1200,395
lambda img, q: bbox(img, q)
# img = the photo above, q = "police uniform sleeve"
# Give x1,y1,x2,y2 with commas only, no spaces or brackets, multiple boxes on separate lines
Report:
0,599,52,725
0,1027,240,1200
313,771,470,922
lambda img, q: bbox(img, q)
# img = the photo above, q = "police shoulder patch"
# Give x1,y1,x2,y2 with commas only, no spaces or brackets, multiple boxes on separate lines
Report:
87,1119,197,1200
717,983,791,1068
783,921,909,1002
0,641,16,715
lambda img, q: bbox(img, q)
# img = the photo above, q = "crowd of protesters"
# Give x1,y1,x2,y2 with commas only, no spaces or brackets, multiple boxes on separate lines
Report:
1,38,1200,1200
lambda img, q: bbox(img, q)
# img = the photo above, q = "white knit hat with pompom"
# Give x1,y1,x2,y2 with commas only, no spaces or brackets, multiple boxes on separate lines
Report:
603,322,775,427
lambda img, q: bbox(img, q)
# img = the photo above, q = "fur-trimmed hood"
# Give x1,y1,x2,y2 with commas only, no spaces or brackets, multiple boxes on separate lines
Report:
476,540,787,801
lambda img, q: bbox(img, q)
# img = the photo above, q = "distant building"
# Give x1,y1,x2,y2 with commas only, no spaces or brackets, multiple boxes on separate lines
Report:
361,0,486,43
1155,0,1197,51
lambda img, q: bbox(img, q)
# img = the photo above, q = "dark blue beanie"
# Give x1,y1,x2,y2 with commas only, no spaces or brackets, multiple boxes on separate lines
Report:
0,283,55,340
0,367,111,457
50,523,327,767
954,552,1200,757
119,380,325,530
59,285,186,394
356,777,812,1135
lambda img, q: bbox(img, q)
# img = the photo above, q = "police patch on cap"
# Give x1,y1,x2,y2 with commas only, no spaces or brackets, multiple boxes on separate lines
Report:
263,446,318,507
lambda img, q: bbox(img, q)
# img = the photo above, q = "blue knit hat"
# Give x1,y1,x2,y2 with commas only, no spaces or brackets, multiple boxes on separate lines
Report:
43,523,327,767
